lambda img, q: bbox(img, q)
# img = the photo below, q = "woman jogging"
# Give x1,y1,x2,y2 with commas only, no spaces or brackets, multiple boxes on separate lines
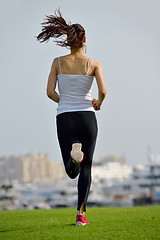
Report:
37,9,106,226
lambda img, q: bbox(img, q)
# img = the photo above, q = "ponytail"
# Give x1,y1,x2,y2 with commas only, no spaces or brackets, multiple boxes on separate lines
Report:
36,9,85,48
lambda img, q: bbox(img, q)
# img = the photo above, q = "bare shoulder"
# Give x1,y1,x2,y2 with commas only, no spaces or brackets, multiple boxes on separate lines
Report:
52,57,59,65
92,60,103,76
57,54,71,61
93,59,102,68
50,57,60,71
50,57,58,67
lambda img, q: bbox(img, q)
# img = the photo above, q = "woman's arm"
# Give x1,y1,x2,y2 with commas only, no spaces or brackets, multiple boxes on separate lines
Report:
92,61,106,110
46,58,60,103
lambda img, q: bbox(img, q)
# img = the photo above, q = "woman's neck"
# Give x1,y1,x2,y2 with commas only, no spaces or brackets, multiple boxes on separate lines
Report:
71,46,84,55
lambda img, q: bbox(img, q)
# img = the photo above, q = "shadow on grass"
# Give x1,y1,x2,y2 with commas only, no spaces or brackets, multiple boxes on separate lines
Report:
49,223,76,227
0,223,84,234
66,223,76,226
0,229,15,233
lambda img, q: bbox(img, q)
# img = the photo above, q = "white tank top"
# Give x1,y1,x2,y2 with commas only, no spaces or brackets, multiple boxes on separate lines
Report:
56,57,95,116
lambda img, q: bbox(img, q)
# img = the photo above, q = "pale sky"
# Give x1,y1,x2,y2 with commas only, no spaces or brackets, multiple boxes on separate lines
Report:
0,0,160,166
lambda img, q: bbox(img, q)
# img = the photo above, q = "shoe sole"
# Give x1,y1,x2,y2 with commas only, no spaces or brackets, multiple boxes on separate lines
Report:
71,143,84,164
75,221,87,226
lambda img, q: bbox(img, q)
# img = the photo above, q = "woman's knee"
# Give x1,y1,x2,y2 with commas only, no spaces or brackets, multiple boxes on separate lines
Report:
65,168,77,179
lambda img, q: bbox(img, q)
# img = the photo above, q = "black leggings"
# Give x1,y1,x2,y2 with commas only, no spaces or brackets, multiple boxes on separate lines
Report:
56,111,98,212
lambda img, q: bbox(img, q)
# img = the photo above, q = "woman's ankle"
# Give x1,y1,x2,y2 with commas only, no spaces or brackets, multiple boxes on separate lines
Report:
77,210,84,215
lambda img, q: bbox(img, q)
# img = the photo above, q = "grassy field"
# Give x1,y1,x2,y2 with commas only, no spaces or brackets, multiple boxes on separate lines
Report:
0,206,160,240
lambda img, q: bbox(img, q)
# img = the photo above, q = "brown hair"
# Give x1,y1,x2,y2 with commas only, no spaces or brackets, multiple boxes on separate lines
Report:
36,9,85,48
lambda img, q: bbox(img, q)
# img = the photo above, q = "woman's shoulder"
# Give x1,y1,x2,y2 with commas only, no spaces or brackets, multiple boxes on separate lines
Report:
52,55,102,71
90,59,102,74
52,55,68,62
55,54,71,60
51,55,69,67
87,58,103,76
92,58,101,65
83,56,101,65
53,55,100,63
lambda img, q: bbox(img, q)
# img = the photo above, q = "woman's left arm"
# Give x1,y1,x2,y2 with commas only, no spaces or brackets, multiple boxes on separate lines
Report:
46,58,59,103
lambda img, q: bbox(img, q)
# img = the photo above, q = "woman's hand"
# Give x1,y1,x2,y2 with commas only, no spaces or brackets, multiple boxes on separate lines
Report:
92,98,101,111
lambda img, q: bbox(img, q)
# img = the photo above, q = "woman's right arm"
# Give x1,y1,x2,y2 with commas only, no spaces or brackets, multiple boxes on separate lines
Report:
47,58,60,103
92,61,106,110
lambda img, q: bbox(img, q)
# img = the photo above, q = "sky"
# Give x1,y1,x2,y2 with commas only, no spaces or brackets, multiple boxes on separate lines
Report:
0,0,160,166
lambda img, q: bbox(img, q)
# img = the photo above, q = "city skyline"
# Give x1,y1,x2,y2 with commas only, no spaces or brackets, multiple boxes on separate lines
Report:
0,0,160,166
0,153,65,184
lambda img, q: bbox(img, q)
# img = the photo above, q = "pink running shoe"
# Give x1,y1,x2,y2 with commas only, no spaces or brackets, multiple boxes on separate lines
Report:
75,214,90,226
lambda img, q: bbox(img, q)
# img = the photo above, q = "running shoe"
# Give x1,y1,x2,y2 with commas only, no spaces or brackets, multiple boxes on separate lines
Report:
75,214,90,226
71,143,84,164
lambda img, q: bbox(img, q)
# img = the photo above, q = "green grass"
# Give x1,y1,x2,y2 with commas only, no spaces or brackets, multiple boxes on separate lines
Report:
0,206,160,240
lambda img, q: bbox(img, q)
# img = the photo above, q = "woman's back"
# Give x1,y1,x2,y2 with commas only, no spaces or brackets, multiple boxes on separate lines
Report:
57,54,95,116
57,54,94,76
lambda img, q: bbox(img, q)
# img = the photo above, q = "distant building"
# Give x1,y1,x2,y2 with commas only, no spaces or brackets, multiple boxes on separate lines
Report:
92,155,132,183
0,153,65,184
96,155,126,165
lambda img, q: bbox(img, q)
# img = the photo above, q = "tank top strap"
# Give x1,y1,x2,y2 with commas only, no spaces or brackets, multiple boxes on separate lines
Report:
58,57,62,74
86,59,94,75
